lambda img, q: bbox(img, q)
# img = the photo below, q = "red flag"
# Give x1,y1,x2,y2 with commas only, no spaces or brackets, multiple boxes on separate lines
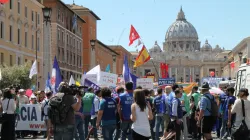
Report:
165,64,169,78
160,63,166,78
230,62,235,69
129,25,140,46
0,0,8,4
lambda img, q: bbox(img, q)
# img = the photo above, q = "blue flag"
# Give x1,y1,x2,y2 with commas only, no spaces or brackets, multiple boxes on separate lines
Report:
122,55,131,83
51,56,62,94
105,64,111,72
84,79,101,92
45,72,51,93
130,73,138,89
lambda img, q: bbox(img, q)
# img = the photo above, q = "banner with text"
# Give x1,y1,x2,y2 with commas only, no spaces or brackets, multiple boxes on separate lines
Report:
136,78,153,89
98,71,118,87
158,78,175,86
201,77,227,88
16,104,46,131
82,74,97,84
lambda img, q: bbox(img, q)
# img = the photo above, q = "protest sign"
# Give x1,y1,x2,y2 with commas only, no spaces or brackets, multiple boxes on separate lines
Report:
158,78,175,86
81,74,97,85
98,71,118,87
16,104,46,131
201,77,227,88
136,78,153,89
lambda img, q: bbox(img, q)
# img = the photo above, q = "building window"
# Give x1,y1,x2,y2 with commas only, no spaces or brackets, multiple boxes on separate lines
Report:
25,7,27,18
67,50,69,63
66,34,68,44
62,48,64,62
70,53,72,64
32,35,34,49
10,55,12,66
73,54,75,65
25,59,27,62
61,12,64,22
62,32,64,43
37,37,40,51
57,9,60,20
17,57,21,65
79,26,82,33
58,48,60,61
1,53,4,65
17,28,20,44
25,32,27,47
37,14,40,25
0,21,4,39
9,25,12,42
57,31,60,41
9,0,12,9
17,1,20,14
31,11,34,22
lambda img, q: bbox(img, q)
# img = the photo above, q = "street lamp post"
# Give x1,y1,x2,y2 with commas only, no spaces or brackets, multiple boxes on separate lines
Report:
90,39,96,51
150,58,160,78
238,52,243,64
42,7,52,90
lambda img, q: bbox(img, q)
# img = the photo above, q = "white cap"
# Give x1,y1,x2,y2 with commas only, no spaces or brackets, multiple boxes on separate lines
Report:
19,89,25,92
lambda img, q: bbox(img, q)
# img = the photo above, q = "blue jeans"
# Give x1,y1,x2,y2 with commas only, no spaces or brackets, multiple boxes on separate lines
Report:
220,118,227,138
74,117,85,140
84,115,91,138
155,116,164,140
102,124,116,140
54,124,74,140
113,128,121,140
120,121,133,140
91,117,98,138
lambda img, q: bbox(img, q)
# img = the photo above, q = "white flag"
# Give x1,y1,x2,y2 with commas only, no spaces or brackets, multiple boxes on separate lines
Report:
29,60,37,79
69,75,75,86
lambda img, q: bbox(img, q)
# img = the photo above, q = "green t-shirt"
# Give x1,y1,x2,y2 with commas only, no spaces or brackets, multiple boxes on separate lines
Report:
180,93,190,114
192,92,201,107
12,94,20,114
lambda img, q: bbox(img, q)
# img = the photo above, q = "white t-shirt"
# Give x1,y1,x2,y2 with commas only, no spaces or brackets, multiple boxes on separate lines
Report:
41,99,50,116
2,98,16,114
231,99,250,129
132,104,151,137
91,96,100,119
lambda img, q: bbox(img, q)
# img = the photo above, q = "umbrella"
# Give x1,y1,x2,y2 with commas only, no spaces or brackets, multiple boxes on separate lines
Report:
0,0,9,4
25,89,33,97
209,87,224,95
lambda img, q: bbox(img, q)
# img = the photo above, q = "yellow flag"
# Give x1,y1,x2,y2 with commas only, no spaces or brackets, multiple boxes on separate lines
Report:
134,45,151,67
75,81,81,86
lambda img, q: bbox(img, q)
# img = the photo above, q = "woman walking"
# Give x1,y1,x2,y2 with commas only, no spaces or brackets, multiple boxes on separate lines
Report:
1,88,16,140
131,89,153,140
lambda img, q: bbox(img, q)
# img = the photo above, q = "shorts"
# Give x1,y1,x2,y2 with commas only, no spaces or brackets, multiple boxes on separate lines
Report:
201,116,216,133
163,114,170,131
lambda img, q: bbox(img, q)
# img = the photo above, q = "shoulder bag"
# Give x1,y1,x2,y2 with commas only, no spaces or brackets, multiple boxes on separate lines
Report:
0,99,10,123
231,99,249,139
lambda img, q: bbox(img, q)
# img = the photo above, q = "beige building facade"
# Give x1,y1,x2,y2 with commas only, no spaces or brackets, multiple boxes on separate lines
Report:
0,0,44,89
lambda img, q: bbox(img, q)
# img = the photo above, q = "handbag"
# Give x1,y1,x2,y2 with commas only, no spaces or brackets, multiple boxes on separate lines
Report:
231,99,249,139
0,99,10,124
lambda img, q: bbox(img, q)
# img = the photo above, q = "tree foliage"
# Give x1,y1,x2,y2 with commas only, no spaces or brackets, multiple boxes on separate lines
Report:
0,63,33,89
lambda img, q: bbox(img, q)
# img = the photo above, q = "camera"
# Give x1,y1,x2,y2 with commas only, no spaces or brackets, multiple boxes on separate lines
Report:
69,84,87,97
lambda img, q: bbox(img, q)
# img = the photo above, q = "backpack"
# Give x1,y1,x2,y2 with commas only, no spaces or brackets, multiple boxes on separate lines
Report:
82,93,95,114
48,93,71,124
204,95,219,117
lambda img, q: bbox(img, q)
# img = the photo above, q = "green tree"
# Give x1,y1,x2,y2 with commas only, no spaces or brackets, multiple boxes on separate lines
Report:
0,62,33,89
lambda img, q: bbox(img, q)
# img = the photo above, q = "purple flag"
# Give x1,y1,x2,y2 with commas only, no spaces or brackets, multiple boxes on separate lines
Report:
84,79,101,91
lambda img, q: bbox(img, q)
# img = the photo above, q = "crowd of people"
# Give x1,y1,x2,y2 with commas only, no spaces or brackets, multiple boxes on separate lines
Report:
0,81,249,140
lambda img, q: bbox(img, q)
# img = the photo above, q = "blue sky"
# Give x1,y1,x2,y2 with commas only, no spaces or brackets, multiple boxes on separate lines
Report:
63,0,250,52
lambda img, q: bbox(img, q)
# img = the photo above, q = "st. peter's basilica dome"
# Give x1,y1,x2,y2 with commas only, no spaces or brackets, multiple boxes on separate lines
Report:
165,7,198,41
201,39,212,51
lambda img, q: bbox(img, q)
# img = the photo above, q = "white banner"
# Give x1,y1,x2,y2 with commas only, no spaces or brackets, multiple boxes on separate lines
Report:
98,71,118,87
16,104,46,131
136,78,154,89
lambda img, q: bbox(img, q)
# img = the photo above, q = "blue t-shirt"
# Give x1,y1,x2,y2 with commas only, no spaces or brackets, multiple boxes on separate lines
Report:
119,92,133,121
200,93,215,116
99,98,117,126
223,96,236,120
219,93,228,114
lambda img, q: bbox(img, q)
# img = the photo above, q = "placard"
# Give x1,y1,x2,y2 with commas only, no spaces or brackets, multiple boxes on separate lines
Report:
158,78,175,86
136,78,153,89
16,104,46,131
98,71,118,87
81,74,97,85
